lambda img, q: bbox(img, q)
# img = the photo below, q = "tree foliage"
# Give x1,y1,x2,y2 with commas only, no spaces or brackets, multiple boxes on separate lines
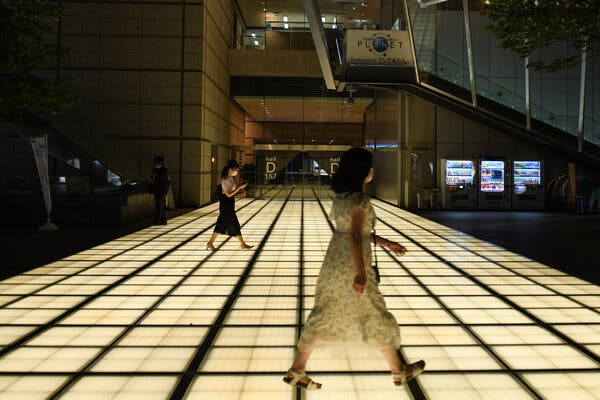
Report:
482,0,600,71
0,0,75,121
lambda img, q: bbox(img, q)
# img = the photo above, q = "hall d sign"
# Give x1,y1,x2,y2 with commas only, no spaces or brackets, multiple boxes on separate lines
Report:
345,30,414,66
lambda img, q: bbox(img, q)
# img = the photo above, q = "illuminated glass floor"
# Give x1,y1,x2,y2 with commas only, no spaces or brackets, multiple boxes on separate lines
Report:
0,186,599,399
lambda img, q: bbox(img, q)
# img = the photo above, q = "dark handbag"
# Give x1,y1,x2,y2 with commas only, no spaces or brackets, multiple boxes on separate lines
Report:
372,229,381,283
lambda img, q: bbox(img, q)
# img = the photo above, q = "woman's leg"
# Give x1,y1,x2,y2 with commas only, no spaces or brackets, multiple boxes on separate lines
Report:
207,232,219,247
380,343,425,385
286,341,321,388
379,343,403,374
290,344,313,373
236,235,252,249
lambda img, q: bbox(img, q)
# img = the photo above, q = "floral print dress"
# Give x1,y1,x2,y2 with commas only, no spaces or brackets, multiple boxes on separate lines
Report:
299,191,400,348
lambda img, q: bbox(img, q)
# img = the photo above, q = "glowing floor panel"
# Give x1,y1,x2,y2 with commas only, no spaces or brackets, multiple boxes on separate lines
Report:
0,187,599,399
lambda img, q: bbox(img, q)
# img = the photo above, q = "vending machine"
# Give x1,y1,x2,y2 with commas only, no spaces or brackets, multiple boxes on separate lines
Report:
440,159,478,209
478,159,511,209
513,160,545,209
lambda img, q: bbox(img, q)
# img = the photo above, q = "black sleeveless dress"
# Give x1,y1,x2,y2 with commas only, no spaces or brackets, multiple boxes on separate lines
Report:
214,177,241,236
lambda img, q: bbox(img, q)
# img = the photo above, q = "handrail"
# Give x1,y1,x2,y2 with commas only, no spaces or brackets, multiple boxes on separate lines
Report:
429,52,600,141
407,3,599,144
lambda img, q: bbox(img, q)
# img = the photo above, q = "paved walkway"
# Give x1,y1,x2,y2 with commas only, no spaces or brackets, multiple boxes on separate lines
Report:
0,188,598,399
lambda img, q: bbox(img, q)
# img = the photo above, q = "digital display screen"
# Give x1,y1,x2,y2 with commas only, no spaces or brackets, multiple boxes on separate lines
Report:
445,160,475,185
514,161,541,191
480,160,505,193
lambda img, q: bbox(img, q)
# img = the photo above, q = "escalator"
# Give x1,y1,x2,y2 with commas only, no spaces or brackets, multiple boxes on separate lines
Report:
1,113,156,225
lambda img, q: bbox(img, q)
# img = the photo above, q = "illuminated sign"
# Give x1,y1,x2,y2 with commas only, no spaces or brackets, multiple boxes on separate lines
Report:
345,30,414,66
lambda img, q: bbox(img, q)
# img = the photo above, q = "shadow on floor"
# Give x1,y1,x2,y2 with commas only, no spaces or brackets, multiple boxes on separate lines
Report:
414,210,600,285
1,208,196,281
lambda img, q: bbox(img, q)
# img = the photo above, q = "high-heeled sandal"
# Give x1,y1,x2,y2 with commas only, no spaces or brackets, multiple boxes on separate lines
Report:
206,243,216,251
282,368,322,390
392,360,425,386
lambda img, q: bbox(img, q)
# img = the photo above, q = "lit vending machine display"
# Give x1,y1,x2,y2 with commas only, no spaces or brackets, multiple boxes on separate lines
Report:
513,161,545,209
478,160,511,209
440,160,478,209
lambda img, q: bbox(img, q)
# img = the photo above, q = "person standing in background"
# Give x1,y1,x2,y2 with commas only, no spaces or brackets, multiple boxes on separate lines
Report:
150,155,170,225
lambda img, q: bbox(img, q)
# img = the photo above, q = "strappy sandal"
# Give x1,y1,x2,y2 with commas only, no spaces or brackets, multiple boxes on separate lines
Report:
206,244,216,251
392,360,425,386
282,368,322,390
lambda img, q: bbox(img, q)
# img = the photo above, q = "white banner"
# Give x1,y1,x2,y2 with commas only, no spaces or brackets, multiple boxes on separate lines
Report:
31,135,57,230
345,30,414,66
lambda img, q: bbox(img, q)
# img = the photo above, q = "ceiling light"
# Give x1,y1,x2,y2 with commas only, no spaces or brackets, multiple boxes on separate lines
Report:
254,40,259,45
263,8,267,11
251,33,256,37
284,23,289,29
283,15,288,22
321,16,326,23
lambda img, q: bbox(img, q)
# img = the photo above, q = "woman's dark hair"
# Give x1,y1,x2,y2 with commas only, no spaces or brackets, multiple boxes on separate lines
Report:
331,147,373,193
221,159,240,178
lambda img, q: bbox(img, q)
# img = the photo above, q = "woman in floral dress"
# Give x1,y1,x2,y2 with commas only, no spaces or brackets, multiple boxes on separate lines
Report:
283,147,425,390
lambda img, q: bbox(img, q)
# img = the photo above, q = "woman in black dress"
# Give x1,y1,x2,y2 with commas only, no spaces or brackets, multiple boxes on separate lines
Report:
206,160,253,251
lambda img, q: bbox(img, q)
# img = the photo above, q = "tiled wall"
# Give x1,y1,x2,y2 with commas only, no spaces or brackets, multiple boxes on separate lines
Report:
51,0,243,207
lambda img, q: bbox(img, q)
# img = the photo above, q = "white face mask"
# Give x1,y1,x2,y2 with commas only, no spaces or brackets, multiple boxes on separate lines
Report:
231,171,238,176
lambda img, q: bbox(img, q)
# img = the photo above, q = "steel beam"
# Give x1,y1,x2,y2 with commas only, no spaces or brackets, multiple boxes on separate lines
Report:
525,56,531,130
302,0,336,90
462,0,477,107
578,45,587,152
403,0,421,84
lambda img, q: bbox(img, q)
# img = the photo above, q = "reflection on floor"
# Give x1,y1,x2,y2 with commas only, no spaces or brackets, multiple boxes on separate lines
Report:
0,186,598,399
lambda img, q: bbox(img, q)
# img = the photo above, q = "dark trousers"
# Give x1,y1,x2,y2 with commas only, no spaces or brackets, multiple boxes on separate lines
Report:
214,196,241,236
154,195,167,225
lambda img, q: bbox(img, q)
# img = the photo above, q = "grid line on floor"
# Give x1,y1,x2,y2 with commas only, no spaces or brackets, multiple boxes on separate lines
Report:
0,187,598,400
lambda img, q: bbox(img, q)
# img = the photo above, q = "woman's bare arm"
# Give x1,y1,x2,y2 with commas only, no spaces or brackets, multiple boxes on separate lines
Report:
223,182,247,198
350,206,367,294
372,233,407,256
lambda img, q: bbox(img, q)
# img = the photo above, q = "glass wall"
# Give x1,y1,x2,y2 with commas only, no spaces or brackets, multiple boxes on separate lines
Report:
530,44,581,136
470,10,526,115
407,0,471,102
404,0,599,147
